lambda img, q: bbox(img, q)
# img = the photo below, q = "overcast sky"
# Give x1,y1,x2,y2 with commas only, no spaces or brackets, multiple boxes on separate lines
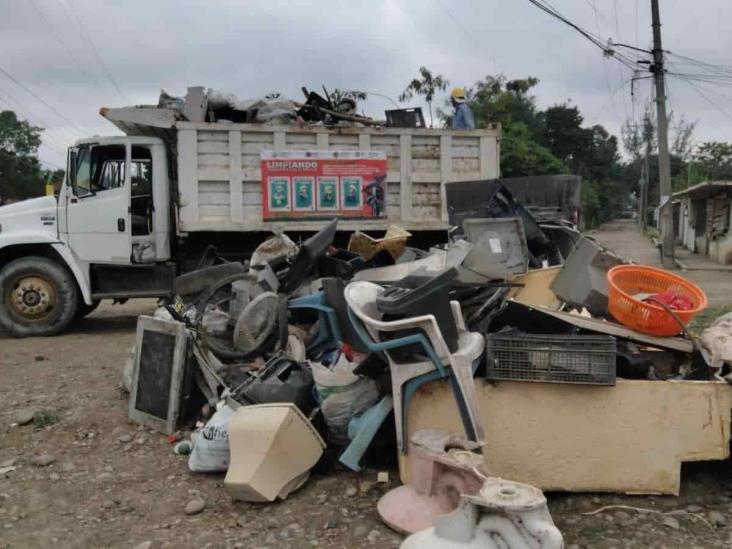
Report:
1,0,731,169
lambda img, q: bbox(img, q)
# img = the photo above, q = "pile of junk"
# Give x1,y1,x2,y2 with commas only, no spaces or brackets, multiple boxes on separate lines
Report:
157,85,429,128
122,179,722,548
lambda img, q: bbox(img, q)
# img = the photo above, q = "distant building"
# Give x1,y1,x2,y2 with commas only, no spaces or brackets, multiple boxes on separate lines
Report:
673,181,732,264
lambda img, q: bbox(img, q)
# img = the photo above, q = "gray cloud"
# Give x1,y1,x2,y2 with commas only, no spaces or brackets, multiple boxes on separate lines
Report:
1,0,730,168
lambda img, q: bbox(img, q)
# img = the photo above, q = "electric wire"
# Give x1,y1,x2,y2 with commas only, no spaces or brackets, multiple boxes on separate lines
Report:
435,0,471,36
63,0,131,103
28,0,103,91
0,66,83,133
0,85,74,155
525,0,644,70
672,74,732,124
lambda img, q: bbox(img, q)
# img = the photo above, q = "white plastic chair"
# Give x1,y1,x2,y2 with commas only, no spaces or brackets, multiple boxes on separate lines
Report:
344,280,485,453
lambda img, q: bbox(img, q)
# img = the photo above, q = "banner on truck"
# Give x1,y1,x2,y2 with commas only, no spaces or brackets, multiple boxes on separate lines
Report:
261,151,387,220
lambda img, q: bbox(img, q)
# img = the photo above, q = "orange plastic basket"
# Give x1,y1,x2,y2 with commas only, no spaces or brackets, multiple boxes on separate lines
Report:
606,264,707,337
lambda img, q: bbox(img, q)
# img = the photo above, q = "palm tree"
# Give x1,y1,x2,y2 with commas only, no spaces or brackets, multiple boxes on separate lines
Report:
399,67,449,128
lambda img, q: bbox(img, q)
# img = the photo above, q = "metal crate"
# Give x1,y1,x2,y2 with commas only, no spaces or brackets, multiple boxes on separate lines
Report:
485,332,616,386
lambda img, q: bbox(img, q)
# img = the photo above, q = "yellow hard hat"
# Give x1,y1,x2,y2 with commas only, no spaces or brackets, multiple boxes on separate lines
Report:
451,87,466,102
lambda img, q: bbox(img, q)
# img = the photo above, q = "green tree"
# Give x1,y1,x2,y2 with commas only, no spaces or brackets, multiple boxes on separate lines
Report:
693,141,732,181
0,110,45,201
468,75,541,132
399,67,449,128
500,123,566,177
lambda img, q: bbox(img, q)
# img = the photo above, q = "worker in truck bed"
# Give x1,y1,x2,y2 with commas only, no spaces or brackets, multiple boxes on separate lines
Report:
450,87,475,130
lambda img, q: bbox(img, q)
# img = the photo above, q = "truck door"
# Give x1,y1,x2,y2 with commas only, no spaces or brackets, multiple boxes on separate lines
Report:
65,143,132,264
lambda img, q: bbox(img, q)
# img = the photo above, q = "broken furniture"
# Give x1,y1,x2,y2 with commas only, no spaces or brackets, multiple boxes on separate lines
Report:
224,403,325,502
505,266,562,309
344,280,485,453
445,179,561,267
377,268,460,353
493,301,695,354
400,476,563,549
128,316,193,435
404,377,732,495
339,395,394,471
485,330,616,386
549,235,624,316
607,264,708,337
348,225,412,261
378,429,486,535
288,290,342,353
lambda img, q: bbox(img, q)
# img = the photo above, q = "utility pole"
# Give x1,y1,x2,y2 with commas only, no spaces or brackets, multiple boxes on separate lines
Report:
650,0,675,268
643,138,651,230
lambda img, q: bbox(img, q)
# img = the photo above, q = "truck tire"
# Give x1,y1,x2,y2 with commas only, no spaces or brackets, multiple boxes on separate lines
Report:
0,256,79,337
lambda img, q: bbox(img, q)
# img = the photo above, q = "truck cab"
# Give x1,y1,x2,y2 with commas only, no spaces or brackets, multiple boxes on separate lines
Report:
0,135,175,336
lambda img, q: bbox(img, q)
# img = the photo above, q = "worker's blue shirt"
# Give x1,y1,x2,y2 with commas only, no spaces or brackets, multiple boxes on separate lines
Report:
452,103,475,129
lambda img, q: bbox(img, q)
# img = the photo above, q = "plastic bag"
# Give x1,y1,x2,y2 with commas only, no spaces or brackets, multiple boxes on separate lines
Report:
312,353,379,445
310,352,362,400
320,378,379,445
250,232,297,267
188,405,236,473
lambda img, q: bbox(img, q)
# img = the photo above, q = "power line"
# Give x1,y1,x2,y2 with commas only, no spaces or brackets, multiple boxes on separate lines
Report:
525,0,644,70
0,88,66,154
0,85,73,155
63,0,130,103
27,0,103,92
435,0,471,36
590,76,632,124
675,75,732,124
0,66,83,133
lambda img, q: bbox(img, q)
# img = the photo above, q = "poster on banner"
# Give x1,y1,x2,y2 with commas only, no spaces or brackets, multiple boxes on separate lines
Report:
261,151,387,220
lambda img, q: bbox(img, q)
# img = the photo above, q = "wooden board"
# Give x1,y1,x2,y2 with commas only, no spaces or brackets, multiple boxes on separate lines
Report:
403,378,732,495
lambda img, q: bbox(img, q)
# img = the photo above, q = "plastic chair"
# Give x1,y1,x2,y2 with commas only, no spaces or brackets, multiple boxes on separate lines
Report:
288,291,342,353
339,395,394,472
344,280,485,453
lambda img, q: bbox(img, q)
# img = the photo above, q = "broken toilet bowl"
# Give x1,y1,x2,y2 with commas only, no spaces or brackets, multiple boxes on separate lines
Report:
378,429,486,535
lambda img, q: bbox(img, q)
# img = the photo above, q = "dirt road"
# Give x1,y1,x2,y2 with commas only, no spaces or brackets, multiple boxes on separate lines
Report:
2,222,732,548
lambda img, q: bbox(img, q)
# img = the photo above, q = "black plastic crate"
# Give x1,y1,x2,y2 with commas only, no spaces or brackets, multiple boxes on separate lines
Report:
485,332,616,386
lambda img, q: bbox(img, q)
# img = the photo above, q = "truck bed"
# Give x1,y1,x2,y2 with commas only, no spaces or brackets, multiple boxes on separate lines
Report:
177,123,500,232
101,108,501,233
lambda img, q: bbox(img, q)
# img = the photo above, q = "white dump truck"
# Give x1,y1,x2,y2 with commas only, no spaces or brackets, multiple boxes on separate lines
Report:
0,103,500,336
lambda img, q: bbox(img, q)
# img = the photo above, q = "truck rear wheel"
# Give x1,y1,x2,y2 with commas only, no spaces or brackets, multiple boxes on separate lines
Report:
0,256,79,337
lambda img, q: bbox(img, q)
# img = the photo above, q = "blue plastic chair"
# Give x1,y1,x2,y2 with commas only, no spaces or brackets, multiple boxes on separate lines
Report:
288,291,342,353
339,395,394,471
344,281,485,454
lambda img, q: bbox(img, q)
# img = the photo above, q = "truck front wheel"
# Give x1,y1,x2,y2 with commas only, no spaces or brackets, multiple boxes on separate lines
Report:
0,256,79,337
